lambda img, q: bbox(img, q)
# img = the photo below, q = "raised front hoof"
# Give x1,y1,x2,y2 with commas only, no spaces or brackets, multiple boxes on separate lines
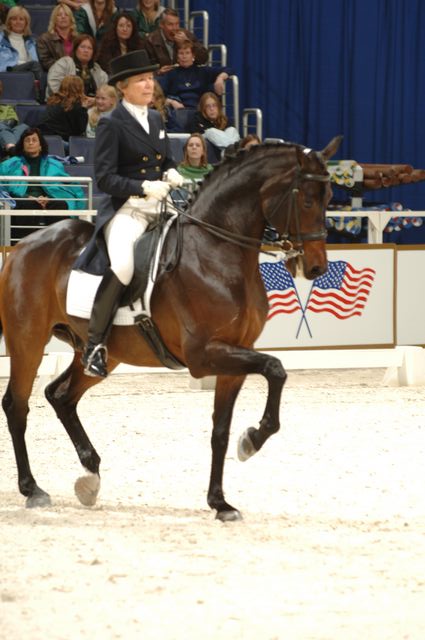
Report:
74,472,100,507
237,427,258,461
25,488,52,509
216,509,243,522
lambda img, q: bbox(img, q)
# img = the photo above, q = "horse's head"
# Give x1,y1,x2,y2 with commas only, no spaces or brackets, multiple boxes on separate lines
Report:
260,135,342,279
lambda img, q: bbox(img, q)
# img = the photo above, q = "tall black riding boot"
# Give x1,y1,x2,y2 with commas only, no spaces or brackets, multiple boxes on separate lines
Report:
81,269,125,378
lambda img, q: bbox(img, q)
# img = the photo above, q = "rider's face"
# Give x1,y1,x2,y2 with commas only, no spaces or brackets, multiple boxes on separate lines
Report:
120,73,154,106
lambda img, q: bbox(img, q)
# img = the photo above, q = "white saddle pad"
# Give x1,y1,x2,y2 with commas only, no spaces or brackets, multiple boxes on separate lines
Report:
66,270,143,325
66,213,177,325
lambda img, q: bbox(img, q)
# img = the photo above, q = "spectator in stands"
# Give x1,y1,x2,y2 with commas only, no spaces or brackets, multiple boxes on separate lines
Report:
39,75,89,143
158,40,231,110
191,91,240,151
144,8,208,75
0,127,85,239
46,34,108,105
58,0,86,12
75,0,117,43
149,79,181,132
0,6,44,96
37,3,77,72
0,79,28,156
132,0,164,39
177,133,213,181
96,12,144,75
86,83,118,137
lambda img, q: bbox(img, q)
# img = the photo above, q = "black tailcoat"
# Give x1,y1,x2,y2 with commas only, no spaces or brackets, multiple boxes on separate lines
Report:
74,103,175,275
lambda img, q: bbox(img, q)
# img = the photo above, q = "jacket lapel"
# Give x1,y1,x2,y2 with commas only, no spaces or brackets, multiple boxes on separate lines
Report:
117,103,163,154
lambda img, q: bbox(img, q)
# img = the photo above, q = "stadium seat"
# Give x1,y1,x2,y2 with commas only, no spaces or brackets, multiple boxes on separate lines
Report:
68,136,96,163
45,135,65,157
0,72,37,104
168,133,189,163
174,108,196,132
28,6,53,36
16,104,47,128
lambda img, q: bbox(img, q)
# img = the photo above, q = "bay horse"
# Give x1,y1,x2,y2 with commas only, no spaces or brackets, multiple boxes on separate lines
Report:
0,137,341,521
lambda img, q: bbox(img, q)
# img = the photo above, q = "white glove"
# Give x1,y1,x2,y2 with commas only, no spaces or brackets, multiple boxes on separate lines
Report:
142,180,170,200
164,168,185,189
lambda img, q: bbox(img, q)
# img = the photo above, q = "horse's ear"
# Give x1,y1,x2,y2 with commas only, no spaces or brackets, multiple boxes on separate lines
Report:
321,135,343,160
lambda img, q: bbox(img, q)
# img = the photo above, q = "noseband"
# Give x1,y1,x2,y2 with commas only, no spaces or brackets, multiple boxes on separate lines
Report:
265,169,330,259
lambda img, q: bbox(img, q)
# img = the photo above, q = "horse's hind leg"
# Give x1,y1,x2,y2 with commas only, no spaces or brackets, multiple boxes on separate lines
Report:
3,342,52,508
45,352,118,506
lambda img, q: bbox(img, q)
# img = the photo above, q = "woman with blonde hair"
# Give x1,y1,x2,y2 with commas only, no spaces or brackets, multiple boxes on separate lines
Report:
37,3,77,71
39,75,88,142
86,84,118,137
191,91,240,152
0,6,44,92
132,0,164,38
177,132,213,181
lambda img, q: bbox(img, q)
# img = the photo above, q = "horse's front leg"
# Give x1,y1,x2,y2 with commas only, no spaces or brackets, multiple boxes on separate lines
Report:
207,374,245,521
196,343,287,521
44,352,117,506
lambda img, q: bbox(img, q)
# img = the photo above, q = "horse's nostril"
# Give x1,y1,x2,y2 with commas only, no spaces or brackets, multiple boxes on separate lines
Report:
310,265,324,278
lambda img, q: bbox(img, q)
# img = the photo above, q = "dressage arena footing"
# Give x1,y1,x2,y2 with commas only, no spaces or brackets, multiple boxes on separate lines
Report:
1,345,425,387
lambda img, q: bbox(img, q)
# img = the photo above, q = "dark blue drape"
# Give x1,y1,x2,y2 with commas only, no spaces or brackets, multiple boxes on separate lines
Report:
190,0,425,208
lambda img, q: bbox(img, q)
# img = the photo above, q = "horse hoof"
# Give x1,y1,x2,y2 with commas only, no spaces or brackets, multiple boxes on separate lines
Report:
237,427,257,461
25,488,51,509
74,472,100,507
216,509,243,522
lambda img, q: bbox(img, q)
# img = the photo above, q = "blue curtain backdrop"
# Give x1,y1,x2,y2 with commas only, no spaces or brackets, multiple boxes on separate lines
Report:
190,0,425,208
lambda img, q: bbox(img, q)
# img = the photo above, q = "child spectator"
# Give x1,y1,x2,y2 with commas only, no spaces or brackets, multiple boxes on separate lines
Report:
86,83,118,137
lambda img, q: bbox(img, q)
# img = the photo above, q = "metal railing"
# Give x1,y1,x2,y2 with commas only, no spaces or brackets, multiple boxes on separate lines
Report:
222,75,239,132
0,175,96,245
242,108,263,140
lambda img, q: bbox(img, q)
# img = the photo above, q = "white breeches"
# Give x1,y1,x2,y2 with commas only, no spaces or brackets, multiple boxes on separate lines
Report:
104,197,162,285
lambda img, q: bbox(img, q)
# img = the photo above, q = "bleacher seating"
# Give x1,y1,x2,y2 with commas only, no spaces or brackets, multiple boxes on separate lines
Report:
28,5,54,36
68,136,96,164
0,72,38,104
174,108,196,132
16,104,47,128
45,135,65,157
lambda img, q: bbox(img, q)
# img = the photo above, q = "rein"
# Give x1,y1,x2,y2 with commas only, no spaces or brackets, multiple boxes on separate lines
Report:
174,168,330,260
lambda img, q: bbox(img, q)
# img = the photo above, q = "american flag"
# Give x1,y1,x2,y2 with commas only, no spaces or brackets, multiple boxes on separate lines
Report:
259,261,301,320
306,260,375,319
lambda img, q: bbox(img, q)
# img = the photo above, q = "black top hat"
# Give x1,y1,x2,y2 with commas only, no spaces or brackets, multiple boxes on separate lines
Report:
108,50,159,85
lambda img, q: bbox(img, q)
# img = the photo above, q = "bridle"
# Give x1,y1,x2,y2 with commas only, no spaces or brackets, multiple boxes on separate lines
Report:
173,167,330,261
263,168,331,259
